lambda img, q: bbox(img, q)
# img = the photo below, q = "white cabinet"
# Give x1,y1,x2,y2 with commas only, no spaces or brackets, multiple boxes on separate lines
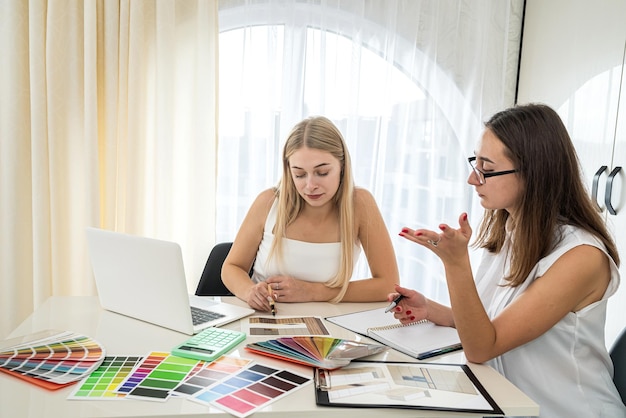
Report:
517,0,626,347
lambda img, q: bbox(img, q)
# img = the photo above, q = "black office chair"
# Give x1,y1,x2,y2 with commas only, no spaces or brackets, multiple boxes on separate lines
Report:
194,242,235,296
611,326,626,405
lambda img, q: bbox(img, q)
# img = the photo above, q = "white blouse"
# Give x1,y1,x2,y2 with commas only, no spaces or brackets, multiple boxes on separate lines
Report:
475,224,625,417
250,199,361,284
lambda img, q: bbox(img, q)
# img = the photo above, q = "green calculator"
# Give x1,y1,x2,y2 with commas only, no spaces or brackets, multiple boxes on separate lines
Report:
171,327,247,362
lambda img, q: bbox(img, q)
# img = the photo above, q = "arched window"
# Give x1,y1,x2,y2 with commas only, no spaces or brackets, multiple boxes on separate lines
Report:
216,1,522,303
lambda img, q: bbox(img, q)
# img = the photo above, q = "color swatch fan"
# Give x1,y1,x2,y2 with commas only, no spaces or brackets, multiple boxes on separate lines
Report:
0,329,105,390
245,336,387,370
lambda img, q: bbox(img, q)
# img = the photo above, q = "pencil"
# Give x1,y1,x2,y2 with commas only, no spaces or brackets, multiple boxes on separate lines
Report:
267,283,276,316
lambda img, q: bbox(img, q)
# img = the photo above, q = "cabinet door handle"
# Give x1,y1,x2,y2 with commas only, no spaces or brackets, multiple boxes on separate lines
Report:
604,166,622,215
592,166,607,211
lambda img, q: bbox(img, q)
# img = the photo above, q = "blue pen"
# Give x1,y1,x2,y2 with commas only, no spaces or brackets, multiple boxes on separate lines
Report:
384,294,405,313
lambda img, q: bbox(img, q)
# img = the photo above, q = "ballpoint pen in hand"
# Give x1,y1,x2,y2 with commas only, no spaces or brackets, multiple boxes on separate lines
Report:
267,284,276,316
384,294,405,313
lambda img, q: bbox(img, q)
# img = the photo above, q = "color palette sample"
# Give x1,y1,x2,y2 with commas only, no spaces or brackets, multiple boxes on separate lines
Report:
171,355,253,397
0,330,105,390
191,363,311,417
117,351,200,401
246,336,387,369
67,356,143,399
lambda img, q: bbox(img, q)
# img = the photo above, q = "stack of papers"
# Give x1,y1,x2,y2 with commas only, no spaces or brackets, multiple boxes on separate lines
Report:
0,330,105,390
245,336,387,369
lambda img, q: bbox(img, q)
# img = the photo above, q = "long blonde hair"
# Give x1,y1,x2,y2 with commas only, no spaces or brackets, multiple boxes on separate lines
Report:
270,116,356,302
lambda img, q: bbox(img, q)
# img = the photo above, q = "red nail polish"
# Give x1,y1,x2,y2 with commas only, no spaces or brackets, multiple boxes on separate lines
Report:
410,316,416,321
405,310,412,315
401,228,409,233
463,213,468,221
415,232,423,236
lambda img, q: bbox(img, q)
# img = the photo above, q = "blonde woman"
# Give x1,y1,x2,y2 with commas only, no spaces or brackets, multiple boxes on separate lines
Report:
223,116,399,311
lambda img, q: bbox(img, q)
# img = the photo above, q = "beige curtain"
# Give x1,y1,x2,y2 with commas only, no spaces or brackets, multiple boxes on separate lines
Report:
0,0,219,339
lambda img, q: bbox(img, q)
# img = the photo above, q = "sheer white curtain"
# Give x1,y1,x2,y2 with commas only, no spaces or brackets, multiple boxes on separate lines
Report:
216,0,523,302
0,0,218,339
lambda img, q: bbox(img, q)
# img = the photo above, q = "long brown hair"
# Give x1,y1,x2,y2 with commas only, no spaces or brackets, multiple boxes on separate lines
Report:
271,116,356,302
474,103,620,286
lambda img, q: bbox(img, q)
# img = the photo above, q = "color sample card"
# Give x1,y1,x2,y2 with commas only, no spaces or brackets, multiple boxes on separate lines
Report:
1,357,100,384
243,316,330,336
190,363,312,417
114,352,169,396
117,352,201,402
171,355,253,397
67,356,143,400
0,330,105,388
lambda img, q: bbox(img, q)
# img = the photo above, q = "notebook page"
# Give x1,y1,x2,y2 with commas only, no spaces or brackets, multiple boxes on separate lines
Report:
325,307,399,336
367,321,461,359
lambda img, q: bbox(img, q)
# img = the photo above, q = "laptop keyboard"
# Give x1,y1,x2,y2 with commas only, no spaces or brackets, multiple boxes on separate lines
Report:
190,306,226,325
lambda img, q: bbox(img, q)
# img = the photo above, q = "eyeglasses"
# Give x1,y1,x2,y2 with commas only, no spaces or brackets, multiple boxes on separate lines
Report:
468,156,519,185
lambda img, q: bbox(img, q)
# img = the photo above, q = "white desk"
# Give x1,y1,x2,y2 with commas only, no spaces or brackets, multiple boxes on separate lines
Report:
0,296,539,417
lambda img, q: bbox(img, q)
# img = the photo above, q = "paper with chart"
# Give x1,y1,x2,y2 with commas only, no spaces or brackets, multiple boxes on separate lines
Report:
315,361,503,414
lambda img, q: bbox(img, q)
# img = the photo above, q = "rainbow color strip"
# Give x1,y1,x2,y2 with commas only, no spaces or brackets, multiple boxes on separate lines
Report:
0,330,105,388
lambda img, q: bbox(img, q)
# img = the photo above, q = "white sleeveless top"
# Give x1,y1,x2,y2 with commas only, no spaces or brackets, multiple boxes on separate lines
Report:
250,199,361,284
475,224,625,418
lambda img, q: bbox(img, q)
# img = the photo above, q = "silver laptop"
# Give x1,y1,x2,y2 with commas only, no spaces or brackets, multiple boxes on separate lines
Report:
86,227,254,335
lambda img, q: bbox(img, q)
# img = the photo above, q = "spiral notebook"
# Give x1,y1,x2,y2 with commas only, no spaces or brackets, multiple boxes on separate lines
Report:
325,307,461,360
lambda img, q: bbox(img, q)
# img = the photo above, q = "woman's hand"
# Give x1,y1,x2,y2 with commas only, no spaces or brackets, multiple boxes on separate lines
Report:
398,213,472,267
388,284,429,325
245,281,274,312
265,275,319,302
